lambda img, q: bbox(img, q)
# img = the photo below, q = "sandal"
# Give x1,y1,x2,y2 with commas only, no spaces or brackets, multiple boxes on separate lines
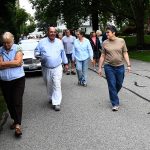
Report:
10,123,16,130
15,126,22,137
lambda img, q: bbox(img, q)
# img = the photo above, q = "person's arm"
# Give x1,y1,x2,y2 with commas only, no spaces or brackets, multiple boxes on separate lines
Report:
61,49,68,71
60,41,68,70
87,40,93,63
123,51,131,72
98,53,105,76
72,39,76,62
34,42,41,59
0,51,23,69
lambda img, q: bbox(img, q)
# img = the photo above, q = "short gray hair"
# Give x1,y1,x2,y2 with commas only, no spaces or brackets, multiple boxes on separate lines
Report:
2,32,14,42
96,30,102,35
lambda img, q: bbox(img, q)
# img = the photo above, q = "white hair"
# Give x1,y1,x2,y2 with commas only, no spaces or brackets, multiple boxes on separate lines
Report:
96,30,102,35
2,32,14,42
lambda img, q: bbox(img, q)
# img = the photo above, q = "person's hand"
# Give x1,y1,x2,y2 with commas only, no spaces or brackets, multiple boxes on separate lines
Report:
127,66,131,73
35,55,41,60
98,67,103,76
91,59,94,64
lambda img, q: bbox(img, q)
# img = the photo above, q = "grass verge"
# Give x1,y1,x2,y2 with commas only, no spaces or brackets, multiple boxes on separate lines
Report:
129,50,150,62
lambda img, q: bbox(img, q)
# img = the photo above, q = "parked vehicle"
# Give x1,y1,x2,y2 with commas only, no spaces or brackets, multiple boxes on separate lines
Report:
19,39,41,72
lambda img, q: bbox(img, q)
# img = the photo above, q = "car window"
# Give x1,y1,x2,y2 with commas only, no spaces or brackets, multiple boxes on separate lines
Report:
19,41,38,51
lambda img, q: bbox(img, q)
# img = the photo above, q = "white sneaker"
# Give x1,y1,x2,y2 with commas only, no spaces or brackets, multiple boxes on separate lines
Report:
112,106,119,111
93,68,97,71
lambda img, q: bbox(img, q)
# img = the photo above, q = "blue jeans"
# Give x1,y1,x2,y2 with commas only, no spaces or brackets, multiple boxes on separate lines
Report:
76,58,89,84
104,64,125,107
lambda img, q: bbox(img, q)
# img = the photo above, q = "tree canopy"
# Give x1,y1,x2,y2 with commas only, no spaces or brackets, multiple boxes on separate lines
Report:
0,0,36,42
1,0,150,48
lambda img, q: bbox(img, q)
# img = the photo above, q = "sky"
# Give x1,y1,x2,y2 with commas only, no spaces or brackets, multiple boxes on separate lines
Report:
19,0,35,16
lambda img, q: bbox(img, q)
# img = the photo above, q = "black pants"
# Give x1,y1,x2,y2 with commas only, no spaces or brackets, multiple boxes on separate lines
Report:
0,76,25,125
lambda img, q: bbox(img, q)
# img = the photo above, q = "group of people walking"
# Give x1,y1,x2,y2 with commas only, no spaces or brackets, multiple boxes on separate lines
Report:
0,25,131,137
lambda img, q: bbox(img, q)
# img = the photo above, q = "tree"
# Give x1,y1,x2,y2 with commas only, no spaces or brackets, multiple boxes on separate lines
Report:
62,0,84,30
29,0,61,31
0,0,36,42
0,0,16,34
15,7,36,42
102,0,150,49
30,0,150,49
15,8,29,34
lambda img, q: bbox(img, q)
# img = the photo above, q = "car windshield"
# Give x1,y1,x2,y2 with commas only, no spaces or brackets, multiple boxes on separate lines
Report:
19,40,39,51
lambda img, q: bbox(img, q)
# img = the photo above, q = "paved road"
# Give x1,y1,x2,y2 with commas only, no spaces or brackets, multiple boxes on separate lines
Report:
0,59,150,150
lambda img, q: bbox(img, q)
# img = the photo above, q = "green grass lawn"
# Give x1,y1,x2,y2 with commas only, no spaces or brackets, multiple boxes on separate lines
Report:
121,35,150,47
129,50,150,62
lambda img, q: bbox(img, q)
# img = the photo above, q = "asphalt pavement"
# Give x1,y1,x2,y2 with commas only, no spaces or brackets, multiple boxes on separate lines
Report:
0,59,150,150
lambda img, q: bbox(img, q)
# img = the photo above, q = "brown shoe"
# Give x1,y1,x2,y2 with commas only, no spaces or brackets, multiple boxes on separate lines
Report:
15,126,22,137
71,71,76,75
66,71,70,75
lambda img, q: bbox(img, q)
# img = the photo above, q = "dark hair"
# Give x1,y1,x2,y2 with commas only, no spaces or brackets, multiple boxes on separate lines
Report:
77,30,85,36
106,25,117,33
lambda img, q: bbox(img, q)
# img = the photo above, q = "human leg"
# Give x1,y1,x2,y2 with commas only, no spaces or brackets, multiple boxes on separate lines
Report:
12,76,25,125
12,77,25,137
104,64,119,107
69,53,76,75
0,80,15,121
76,60,83,84
51,65,63,105
115,65,125,93
42,67,53,102
93,59,96,70
66,54,71,75
82,58,89,85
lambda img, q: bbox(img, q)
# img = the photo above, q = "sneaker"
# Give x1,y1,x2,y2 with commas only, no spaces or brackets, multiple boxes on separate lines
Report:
112,106,119,111
54,105,61,111
71,71,76,75
94,68,97,71
66,71,70,75
82,81,87,87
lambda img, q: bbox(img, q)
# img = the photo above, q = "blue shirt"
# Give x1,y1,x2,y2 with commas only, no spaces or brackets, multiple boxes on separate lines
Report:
35,37,68,68
62,35,76,54
73,37,93,61
0,44,25,81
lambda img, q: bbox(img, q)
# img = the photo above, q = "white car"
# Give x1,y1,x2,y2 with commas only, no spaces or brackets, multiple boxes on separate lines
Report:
19,39,41,72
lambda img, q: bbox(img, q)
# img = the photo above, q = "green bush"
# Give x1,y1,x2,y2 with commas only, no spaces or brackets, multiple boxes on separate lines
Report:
129,50,150,62
121,35,150,48
144,35,150,45
121,35,137,47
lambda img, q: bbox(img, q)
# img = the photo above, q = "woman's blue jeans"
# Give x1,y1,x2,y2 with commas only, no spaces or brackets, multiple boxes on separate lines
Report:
76,58,89,84
104,64,125,107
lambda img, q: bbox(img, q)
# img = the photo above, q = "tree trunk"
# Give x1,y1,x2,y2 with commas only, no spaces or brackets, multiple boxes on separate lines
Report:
135,0,145,49
91,0,99,32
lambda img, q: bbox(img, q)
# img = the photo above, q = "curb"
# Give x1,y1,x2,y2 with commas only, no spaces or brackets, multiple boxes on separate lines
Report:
0,112,9,132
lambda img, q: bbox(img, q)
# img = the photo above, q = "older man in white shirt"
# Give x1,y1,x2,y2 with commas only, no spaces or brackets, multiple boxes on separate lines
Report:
35,27,68,111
